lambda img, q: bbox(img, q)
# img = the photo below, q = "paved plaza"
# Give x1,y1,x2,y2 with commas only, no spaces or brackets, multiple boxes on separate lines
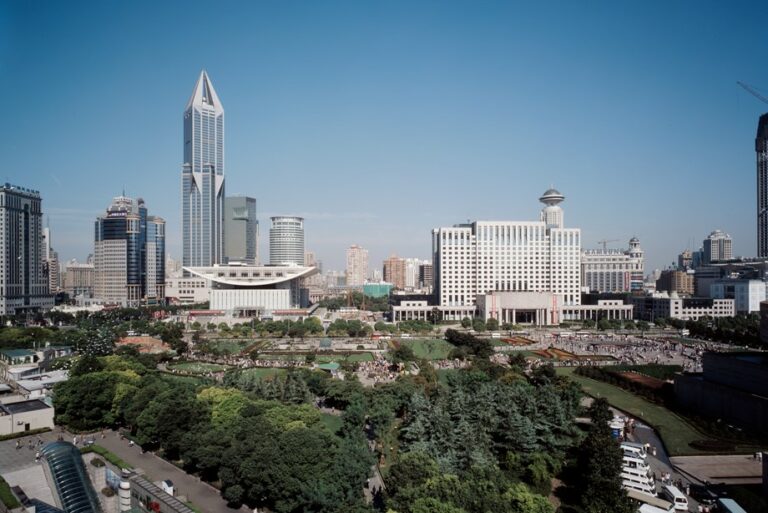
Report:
670,454,764,485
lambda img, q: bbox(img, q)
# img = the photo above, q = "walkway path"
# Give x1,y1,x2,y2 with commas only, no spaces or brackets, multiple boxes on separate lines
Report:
99,430,249,513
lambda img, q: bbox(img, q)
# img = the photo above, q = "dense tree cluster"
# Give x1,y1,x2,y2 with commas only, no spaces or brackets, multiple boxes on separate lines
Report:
570,399,634,513
657,314,761,347
444,329,494,359
54,357,373,513
318,292,390,312
46,306,640,513
384,367,580,513
401,371,580,473
327,319,373,337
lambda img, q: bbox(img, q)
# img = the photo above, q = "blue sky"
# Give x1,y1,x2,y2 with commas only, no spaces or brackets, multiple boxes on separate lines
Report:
1,1,767,272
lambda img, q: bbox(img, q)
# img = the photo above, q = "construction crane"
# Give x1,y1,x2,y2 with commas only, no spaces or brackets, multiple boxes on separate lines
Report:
597,239,619,251
737,81,768,105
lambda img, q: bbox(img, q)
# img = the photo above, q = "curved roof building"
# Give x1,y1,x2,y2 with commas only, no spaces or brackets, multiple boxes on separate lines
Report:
185,264,318,315
39,442,102,513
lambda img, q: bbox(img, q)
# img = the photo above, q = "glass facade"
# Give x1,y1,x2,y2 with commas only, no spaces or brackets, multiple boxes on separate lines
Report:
269,216,305,266
94,196,165,305
182,71,225,270
39,441,102,513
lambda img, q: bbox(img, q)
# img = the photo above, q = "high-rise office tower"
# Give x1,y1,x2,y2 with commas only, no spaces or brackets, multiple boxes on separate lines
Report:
94,195,165,306
224,196,258,264
0,184,54,315
419,262,434,290
42,225,60,294
346,245,368,287
703,230,733,264
182,70,225,270
758,114,768,257
269,216,304,266
383,255,406,289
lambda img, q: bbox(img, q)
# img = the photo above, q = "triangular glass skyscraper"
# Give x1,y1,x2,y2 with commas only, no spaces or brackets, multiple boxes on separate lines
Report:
182,70,225,271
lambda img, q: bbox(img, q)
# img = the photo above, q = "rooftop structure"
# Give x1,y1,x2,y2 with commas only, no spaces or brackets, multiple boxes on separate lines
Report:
0,398,50,414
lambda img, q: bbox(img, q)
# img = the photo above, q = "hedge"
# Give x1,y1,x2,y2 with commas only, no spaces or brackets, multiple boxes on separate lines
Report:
80,444,132,470
0,427,51,441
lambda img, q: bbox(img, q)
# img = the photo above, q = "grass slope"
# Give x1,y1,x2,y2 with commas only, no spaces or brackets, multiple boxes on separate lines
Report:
557,367,713,456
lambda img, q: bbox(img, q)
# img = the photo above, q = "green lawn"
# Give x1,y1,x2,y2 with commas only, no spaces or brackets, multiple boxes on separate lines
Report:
320,413,343,435
239,367,286,379
0,476,20,509
345,352,374,362
259,353,375,363
557,367,714,456
159,373,214,387
204,339,251,354
402,339,454,360
168,362,231,374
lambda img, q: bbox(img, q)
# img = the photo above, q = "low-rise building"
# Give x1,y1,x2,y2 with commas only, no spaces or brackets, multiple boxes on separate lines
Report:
185,264,317,317
710,278,766,314
476,291,633,325
631,294,735,321
0,345,72,380
0,399,54,435
165,276,210,305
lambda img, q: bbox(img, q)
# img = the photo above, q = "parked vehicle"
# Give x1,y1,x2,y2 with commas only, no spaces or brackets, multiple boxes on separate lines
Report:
717,498,747,513
660,485,688,511
621,441,647,459
626,489,674,513
688,483,716,506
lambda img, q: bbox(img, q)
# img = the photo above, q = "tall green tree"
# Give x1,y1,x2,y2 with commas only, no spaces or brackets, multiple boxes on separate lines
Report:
575,398,633,513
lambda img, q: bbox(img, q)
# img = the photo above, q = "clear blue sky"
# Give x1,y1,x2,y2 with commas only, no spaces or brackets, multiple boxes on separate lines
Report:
2,1,767,272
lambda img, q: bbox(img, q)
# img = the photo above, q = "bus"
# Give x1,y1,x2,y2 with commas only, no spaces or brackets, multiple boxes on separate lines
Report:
717,498,748,513
621,441,647,460
622,478,656,496
626,489,674,513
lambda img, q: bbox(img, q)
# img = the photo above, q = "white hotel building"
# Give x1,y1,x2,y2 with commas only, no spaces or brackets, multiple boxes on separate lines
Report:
428,189,582,323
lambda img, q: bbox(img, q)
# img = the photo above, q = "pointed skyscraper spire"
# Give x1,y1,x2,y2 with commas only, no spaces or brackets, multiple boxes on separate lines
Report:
182,70,226,270
185,70,223,112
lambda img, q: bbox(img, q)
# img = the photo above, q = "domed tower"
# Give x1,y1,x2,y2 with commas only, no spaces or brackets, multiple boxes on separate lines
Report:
539,188,565,229
628,236,643,258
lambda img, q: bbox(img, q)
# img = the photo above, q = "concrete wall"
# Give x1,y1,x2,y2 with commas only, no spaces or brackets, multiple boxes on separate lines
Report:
675,374,768,433
703,353,768,398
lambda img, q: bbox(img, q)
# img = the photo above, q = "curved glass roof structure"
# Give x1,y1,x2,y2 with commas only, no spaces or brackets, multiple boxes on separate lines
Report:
39,442,102,513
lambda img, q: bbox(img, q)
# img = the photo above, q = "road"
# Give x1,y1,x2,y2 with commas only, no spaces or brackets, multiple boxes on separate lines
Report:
98,430,249,513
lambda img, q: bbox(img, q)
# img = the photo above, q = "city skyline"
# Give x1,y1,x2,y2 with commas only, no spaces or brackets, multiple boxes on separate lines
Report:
3,1,768,272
